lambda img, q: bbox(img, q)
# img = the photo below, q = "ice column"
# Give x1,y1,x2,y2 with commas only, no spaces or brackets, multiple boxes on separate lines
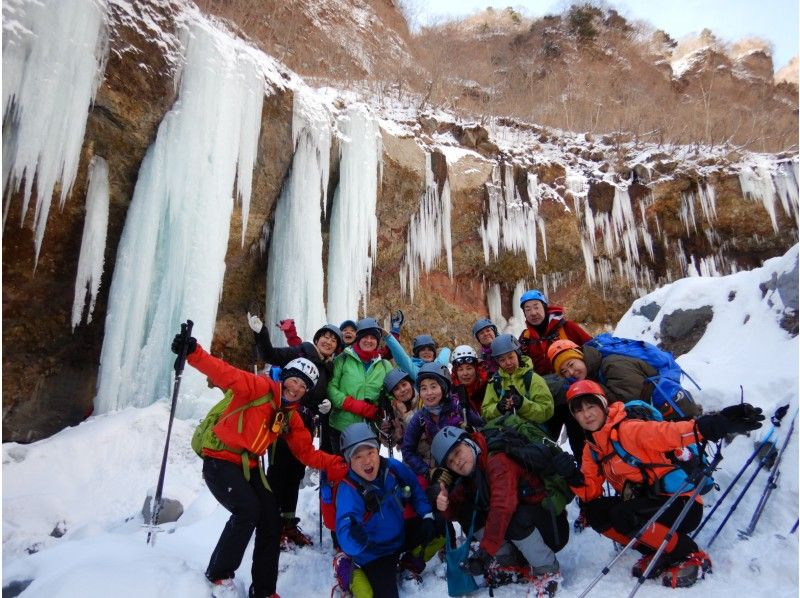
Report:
71,156,109,330
265,88,330,343
400,152,453,300
774,159,799,228
739,162,779,233
95,21,266,413
327,105,381,323
2,0,108,264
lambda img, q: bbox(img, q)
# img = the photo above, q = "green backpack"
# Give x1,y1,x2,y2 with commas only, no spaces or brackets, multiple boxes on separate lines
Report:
191,390,278,486
481,413,574,515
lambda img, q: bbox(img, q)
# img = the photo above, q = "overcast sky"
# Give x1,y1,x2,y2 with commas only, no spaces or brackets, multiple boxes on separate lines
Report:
413,0,799,69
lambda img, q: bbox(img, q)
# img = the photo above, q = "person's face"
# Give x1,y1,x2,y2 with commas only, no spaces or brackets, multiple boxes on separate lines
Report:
571,399,606,432
282,376,308,402
560,358,587,380
476,327,496,347
358,334,378,352
417,346,436,362
392,379,414,404
419,378,443,409
341,326,357,344
350,446,380,481
455,363,477,385
497,351,520,374
315,331,339,358
446,442,476,476
523,300,546,326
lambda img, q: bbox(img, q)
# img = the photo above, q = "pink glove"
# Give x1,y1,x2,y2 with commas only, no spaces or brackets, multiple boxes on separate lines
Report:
277,319,295,332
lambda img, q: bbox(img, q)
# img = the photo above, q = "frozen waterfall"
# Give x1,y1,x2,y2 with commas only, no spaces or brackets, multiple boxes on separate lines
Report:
2,0,108,265
94,20,266,414
265,88,330,344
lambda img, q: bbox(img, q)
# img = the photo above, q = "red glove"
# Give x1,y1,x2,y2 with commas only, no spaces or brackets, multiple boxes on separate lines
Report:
277,319,295,332
325,458,349,482
342,396,379,420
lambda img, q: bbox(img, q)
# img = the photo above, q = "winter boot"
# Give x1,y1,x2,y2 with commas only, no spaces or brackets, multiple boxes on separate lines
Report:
486,563,532,586
661,551,712,588
280,517,313,550
397,551,425,582
530,571,562,598
631,553,666,579
210,578,240,598
247,587,280,598
573,510,588,534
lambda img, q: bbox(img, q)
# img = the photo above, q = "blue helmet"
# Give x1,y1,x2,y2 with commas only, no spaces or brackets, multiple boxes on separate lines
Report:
412,334,437,357
471,318,498,340
340,319,357,331
416,362,451,395
340,422,379,462
431,426,469,466
355,317,382,341
520,289,547,309
490,334,521,359
313,324,344,351
384,368,412,393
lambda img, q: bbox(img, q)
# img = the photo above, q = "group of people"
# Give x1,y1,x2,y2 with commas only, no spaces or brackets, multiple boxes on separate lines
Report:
172,289,765,598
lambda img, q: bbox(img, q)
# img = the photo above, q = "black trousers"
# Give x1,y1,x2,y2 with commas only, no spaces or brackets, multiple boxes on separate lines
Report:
359,517,430,598
506,503,570,552
545,403,587,464
266,437,306,521
203,458,282,598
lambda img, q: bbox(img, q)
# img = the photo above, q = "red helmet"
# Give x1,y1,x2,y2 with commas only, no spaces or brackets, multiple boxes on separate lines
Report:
566,379,608,411
547,339,580,364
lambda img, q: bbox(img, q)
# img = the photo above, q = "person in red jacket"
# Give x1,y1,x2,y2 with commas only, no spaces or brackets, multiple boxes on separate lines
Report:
449,345,489,415
561,379,764,589
518,289,592,375
172,334,348,598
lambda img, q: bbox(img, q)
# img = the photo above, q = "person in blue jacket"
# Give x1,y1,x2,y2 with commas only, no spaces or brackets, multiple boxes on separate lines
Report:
335,423,438,598
383,331,451,382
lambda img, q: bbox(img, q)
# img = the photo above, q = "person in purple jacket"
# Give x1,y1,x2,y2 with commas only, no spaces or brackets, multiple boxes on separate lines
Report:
401,362,484,492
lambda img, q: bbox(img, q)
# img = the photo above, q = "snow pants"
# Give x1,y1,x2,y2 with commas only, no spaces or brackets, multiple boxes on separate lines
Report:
203,457,282,598
583,495,701,563
266,436,306,521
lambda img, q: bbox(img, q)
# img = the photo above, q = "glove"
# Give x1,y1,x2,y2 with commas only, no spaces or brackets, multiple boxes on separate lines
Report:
461,548,493,576
318,399,332,415
697,403,765,442
277,318,295,332
552,451,584,486
429,467,453,488
348,518,369,548
390,309,404,335
247,311,263,333
420,515,438,546
509,392,523,410
170,333,197,358
342,396,379,420
363,490,381,513
325,458,349,483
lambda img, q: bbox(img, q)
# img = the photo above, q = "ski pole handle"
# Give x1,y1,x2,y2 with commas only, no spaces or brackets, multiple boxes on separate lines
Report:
174,320,194,374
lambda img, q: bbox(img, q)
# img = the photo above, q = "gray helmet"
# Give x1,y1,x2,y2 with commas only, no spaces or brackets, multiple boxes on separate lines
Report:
313,324,344,351
280,357,320,391
340,319,357,332
416,362,451,395
384,368,412,394
490,333,521,358
340,422,379,457
471,318,498,340
431,426,468,466
412,334,437,357
355,317,382,341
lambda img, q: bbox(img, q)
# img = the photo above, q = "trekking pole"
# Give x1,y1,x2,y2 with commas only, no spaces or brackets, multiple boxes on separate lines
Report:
739,409,797,539
628,446,723,598
577,476,695,598
692,404,788,539
790,519,798,535
147,319,193,546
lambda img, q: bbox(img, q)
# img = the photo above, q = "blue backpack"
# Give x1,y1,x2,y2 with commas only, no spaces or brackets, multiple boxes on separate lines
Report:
590,400,715,496
585,333,701,420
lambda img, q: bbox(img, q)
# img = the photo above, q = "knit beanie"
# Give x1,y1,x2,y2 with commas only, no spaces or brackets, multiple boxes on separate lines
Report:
552,348,584,375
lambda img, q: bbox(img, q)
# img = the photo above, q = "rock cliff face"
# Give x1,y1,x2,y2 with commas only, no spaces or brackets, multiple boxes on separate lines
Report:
2,1,797,442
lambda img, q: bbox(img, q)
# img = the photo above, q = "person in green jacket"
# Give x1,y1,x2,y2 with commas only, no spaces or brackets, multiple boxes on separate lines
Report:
327,317,394,453
481,334,554,424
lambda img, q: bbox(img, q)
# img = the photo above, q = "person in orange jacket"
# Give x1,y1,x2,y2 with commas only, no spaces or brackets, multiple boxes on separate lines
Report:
172,334,349,598
556,379,763,589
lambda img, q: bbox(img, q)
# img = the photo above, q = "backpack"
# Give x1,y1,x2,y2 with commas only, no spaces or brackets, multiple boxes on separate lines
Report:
590,400,715,496
481,413,574,516
191,389,285,487
585,333,701,420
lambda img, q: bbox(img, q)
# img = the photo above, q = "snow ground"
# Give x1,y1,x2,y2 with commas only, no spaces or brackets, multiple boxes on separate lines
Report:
3,248,798,597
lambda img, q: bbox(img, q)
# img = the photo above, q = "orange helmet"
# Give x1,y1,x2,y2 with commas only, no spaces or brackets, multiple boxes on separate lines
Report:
547,339,580,364
566,379,608,411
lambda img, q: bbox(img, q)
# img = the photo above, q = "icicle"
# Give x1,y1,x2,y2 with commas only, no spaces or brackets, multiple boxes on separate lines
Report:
265,88,330,343
698,182,717,224
739,163,779,233
401,152,453,299
679,191,698,236
71,155,109,330
774,159,799,228
327,104,381,323
2,0,109,265
507,279,526,332
95,20,267,414
486,284,508,332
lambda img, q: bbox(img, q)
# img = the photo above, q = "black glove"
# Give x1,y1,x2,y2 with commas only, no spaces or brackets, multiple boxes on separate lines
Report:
171,333,197,370
390,309,404,335
461,548,493,576
420,515,438,546
697,403,765,442
552,451,584,486
348,519,369,548
362,490,381,514
429,467,453,488
510,392,524,410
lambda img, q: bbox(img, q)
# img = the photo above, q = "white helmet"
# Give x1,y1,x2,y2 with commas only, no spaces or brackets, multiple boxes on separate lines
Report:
280,358,319,390
451,344,478,366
